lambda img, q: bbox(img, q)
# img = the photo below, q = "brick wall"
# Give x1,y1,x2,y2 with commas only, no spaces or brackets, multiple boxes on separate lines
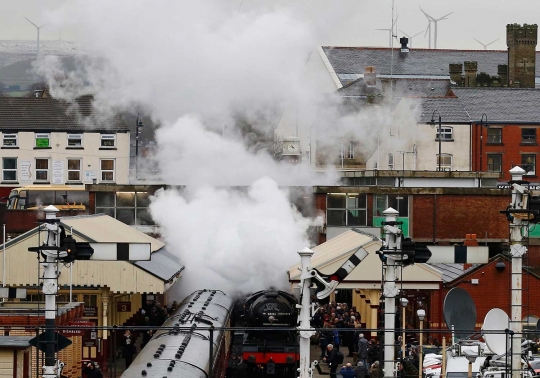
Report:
429,256,540,341
412,194,510,241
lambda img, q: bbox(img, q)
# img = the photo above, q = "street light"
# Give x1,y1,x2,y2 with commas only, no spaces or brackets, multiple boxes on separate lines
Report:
478,113,490,171
417,309,426,378
429,111,442,172
135,114,144,179
401,298,409,360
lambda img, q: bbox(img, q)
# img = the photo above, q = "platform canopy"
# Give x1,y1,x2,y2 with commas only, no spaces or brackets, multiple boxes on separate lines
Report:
288,229,442,289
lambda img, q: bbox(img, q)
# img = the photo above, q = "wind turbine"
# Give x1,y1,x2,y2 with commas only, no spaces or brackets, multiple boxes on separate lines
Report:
399,30,423,48
375,15,399,47
419,7,433,48
473,38,499,50
419,8,452,49
25,17,45,56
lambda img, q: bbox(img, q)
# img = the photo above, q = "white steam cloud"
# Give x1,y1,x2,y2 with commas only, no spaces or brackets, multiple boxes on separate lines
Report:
36,1,422,298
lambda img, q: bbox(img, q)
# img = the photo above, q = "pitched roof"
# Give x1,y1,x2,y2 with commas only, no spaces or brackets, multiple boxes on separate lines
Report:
0,95,128,132
338,77,450,98
322,47,540,79
452,87,540,123
420,97,471,123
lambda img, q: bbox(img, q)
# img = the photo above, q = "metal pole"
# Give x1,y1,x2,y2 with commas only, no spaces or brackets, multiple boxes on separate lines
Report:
438,116,442,172
135,126,139,179
419,319,423,378
70,227,73,302
508,166,526,378
442,337,446,378
480,126,483,171
383,207,400,378
298,247,315,378
209,326,214,378
2,224,5,287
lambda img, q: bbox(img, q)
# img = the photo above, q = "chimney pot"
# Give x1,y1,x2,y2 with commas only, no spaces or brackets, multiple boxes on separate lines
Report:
364,66,376,87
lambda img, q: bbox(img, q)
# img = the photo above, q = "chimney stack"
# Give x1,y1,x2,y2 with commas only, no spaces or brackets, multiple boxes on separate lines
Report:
400,37,409,53
364,66,376,87
507,23,537,88
464,61,478,87
449,63,463,85
498,64,508,86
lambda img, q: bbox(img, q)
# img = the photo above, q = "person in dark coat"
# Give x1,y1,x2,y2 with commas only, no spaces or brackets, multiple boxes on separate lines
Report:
340,363,357,378
323,344,338,378
122,330,136,368
83,362,103,378
358,333,369,371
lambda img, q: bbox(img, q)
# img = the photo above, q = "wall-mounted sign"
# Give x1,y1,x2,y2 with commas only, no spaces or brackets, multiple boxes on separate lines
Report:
117,302,132,312
20,161,32,183
83,307,98,317
52,160,64,185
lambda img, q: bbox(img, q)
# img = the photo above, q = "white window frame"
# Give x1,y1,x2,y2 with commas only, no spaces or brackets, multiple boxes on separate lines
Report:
437,153,453,171
388,153,394,170
100,159,115,182
347,143,355,159
100,134,116,148
35,133,51,148
35,158,50,182
2,158,17,181
67,158,82,182
436,126,453,141
2,134,17,147
67,134,83,147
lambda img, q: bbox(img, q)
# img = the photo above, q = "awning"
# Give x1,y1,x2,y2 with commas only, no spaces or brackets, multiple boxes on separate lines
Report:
135,247,184,283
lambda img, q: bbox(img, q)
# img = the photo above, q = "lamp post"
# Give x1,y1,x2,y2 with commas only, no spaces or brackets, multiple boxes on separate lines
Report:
478,113,489,171
401,298,409,361
135,114,144,179
429,111,442,171
417,309,426,378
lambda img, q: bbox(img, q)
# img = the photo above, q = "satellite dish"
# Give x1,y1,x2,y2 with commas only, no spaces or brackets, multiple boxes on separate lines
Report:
443,288,477,339
482,308,509,356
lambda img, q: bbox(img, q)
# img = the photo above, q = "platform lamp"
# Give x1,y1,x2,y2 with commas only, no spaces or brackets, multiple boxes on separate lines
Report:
400,298,409,360
429,110,442,171
417,309,426,378
135,114,144,179
478,113,489,171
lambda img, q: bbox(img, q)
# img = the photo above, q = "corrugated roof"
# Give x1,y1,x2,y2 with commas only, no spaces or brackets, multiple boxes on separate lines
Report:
452,87,540,123
321,47,540,78
0,336,32,349
0,95,128,132
135,247,184,282
59,214,164,252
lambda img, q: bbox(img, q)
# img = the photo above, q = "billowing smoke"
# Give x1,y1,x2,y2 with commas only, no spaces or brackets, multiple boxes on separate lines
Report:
36,1,421,298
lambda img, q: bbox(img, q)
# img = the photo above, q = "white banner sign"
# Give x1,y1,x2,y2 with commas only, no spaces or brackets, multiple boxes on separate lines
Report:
52,160,64,184
20,161,32,183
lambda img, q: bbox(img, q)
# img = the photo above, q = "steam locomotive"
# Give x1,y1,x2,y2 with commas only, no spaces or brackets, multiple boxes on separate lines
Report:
229,289,300,377
121,289,233,378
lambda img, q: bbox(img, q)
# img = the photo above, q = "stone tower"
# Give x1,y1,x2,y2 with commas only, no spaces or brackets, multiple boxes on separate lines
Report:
507,23,538,88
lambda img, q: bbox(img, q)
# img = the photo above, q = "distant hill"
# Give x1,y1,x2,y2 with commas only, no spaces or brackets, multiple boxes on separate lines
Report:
0,56,77,89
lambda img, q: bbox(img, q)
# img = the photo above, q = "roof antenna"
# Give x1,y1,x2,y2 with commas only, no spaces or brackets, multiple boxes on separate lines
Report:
25,17,45,56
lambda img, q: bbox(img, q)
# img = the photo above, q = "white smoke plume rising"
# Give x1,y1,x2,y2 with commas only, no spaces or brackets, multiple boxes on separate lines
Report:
35,1,421,298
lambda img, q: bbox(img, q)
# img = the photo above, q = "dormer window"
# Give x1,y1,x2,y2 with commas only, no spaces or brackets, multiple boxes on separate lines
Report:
100,134,116,148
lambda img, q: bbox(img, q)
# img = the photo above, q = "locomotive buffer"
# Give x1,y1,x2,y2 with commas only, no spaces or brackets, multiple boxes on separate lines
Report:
27,205,151,378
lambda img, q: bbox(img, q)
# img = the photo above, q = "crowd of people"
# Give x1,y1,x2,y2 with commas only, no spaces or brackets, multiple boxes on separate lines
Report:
314,301,381,378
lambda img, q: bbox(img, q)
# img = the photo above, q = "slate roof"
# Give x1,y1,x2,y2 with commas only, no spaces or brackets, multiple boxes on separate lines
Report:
338,77,450,98
0,336,32,349
0,95,128,132
452,87,540,123
420,97,471,123
429,263,477,283
322,47,540,78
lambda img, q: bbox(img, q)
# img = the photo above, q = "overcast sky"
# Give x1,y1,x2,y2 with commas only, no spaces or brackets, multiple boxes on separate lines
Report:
1,0,539,50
